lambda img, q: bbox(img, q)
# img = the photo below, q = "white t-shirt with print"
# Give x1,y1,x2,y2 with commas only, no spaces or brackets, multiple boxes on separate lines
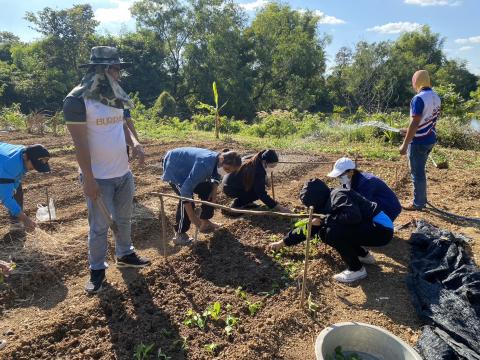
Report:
84,98,129,179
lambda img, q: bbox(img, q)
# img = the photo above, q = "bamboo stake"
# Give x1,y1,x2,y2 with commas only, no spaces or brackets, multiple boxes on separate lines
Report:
159,195,167,258
45,187,52,225
271,172,276,201
300,206,314,309
152,192,326,219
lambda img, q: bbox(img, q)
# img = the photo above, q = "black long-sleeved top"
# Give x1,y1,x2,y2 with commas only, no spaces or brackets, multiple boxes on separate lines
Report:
223,161,277,208
323,188,379,226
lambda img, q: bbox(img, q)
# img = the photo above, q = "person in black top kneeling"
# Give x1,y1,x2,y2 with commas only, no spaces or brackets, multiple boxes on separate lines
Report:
267,178,394,283
222,149,290,213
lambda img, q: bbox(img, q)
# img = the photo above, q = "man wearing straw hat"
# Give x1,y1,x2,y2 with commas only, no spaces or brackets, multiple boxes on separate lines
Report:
399,70,441,211
64,46,150,295
0,142,51,232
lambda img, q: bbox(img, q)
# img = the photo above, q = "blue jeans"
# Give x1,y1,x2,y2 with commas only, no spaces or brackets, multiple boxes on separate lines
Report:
408,143,435,208
83,171,135,270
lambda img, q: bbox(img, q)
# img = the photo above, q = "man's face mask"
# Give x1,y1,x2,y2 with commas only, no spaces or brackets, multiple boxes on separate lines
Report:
339,174,351,189
217,166,227,177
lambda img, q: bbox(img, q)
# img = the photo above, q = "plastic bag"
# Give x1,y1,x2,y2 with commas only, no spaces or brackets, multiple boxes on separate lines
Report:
36,198,56,222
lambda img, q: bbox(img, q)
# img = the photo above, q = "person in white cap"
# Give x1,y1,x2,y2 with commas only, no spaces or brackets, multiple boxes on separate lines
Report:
327,157,401,222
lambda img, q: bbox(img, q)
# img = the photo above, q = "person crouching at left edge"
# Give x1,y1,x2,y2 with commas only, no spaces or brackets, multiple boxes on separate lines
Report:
63,46,150,295
268,178,394,283
0,142,51,233
162,147,241,246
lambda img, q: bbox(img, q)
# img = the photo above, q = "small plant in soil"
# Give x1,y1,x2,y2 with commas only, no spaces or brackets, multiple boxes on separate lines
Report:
235,286,247,300
307,293,319,317
204,343,219,355
160,328,173,338
326,346,363,360
246,301,262,316
184,309,206,330
134,343,154,360
224,314,239,336
259,282,280,297
204,301,222,321
156,348,171,360
172,337,188,352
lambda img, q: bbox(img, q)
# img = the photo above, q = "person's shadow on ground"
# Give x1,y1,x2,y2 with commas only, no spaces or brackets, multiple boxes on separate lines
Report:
194,228,288,294
99,269,185,360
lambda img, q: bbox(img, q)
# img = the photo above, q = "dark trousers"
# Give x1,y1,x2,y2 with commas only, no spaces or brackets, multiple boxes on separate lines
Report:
223,185,259,208
170,182,214,233
9,184,24,222
284,221,393,271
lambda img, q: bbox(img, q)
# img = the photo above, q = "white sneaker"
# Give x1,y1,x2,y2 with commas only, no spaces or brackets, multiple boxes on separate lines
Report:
333,267,367,283
358,251,376,265
173,233,192,246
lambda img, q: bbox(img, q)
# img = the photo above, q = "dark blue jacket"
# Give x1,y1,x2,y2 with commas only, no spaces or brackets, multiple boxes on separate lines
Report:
162,147,221,198
0,142,26,216
351,172,401,221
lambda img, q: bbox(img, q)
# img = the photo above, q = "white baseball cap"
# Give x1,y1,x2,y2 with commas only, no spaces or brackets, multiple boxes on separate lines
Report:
327,157,356,178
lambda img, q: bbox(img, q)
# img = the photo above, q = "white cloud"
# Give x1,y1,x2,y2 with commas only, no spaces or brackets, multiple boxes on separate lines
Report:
454,36,480,44
311,10,346,25
367,22,423,34
459,46,473,51
95,0,134,23
239,0,267,11
404,0,461,6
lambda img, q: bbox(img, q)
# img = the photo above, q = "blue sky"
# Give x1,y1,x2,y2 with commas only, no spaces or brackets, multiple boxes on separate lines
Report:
1,0,479,75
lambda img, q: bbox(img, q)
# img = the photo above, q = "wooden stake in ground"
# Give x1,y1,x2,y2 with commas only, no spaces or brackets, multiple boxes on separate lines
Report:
271,172,276,201
300,206,314,309
45,187,52,225
159,195,167,258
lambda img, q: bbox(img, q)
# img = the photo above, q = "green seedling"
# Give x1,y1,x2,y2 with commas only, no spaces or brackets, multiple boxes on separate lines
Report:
307,293,319,316
184,309,206,330
246,301,262,316
204,301,222,321
134,343,155,360
226,303,233,313
326,346,363,360
259,282,280,297
204,343,219,355
156,348,171,360
172,337,188,352
160,328,173,338
224,314,239,336
235,286,247,300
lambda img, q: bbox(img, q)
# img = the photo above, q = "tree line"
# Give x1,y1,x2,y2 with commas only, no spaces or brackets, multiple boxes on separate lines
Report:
0,1,478,121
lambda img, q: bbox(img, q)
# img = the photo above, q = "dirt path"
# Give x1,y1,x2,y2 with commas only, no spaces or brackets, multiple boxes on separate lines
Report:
1,133,479,359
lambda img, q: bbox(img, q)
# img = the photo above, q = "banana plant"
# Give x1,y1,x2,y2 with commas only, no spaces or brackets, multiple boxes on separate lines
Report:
196,81,228,139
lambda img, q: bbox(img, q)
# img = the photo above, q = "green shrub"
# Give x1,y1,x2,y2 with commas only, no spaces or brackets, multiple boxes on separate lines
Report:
248,110,299,138
0,103,26,130
436,116,480,150
192,114,244,134
153,91,176,119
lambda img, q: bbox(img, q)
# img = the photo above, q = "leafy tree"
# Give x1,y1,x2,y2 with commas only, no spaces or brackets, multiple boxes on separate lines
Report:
245,3,330,112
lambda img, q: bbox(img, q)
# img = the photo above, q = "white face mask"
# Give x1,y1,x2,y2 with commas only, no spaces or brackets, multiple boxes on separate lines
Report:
339,174,351,189
217,166,227,177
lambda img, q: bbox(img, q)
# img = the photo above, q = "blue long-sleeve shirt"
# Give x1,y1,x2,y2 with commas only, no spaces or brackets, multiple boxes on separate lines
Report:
351,172,401,221
0,142,26,216
162,147,221,198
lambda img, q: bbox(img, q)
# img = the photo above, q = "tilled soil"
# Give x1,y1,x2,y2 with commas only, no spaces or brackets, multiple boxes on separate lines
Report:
0,132,479,360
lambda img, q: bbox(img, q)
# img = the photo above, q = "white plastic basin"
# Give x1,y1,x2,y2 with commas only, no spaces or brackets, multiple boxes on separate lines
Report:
315,322,422,360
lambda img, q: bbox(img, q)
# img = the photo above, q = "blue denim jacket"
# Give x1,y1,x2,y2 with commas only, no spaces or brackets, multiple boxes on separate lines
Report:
0,142,26,216
162,147,221,198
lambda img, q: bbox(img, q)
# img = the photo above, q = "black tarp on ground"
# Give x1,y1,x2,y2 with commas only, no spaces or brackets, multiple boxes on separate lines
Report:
407,220,480,360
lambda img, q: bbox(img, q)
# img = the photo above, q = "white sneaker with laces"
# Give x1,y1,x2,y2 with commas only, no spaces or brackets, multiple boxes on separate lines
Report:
333,267,367,283
358,251,376,265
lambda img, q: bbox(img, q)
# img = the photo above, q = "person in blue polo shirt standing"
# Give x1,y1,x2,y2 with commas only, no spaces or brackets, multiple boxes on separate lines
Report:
399,70,441,211
0,142,51,232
